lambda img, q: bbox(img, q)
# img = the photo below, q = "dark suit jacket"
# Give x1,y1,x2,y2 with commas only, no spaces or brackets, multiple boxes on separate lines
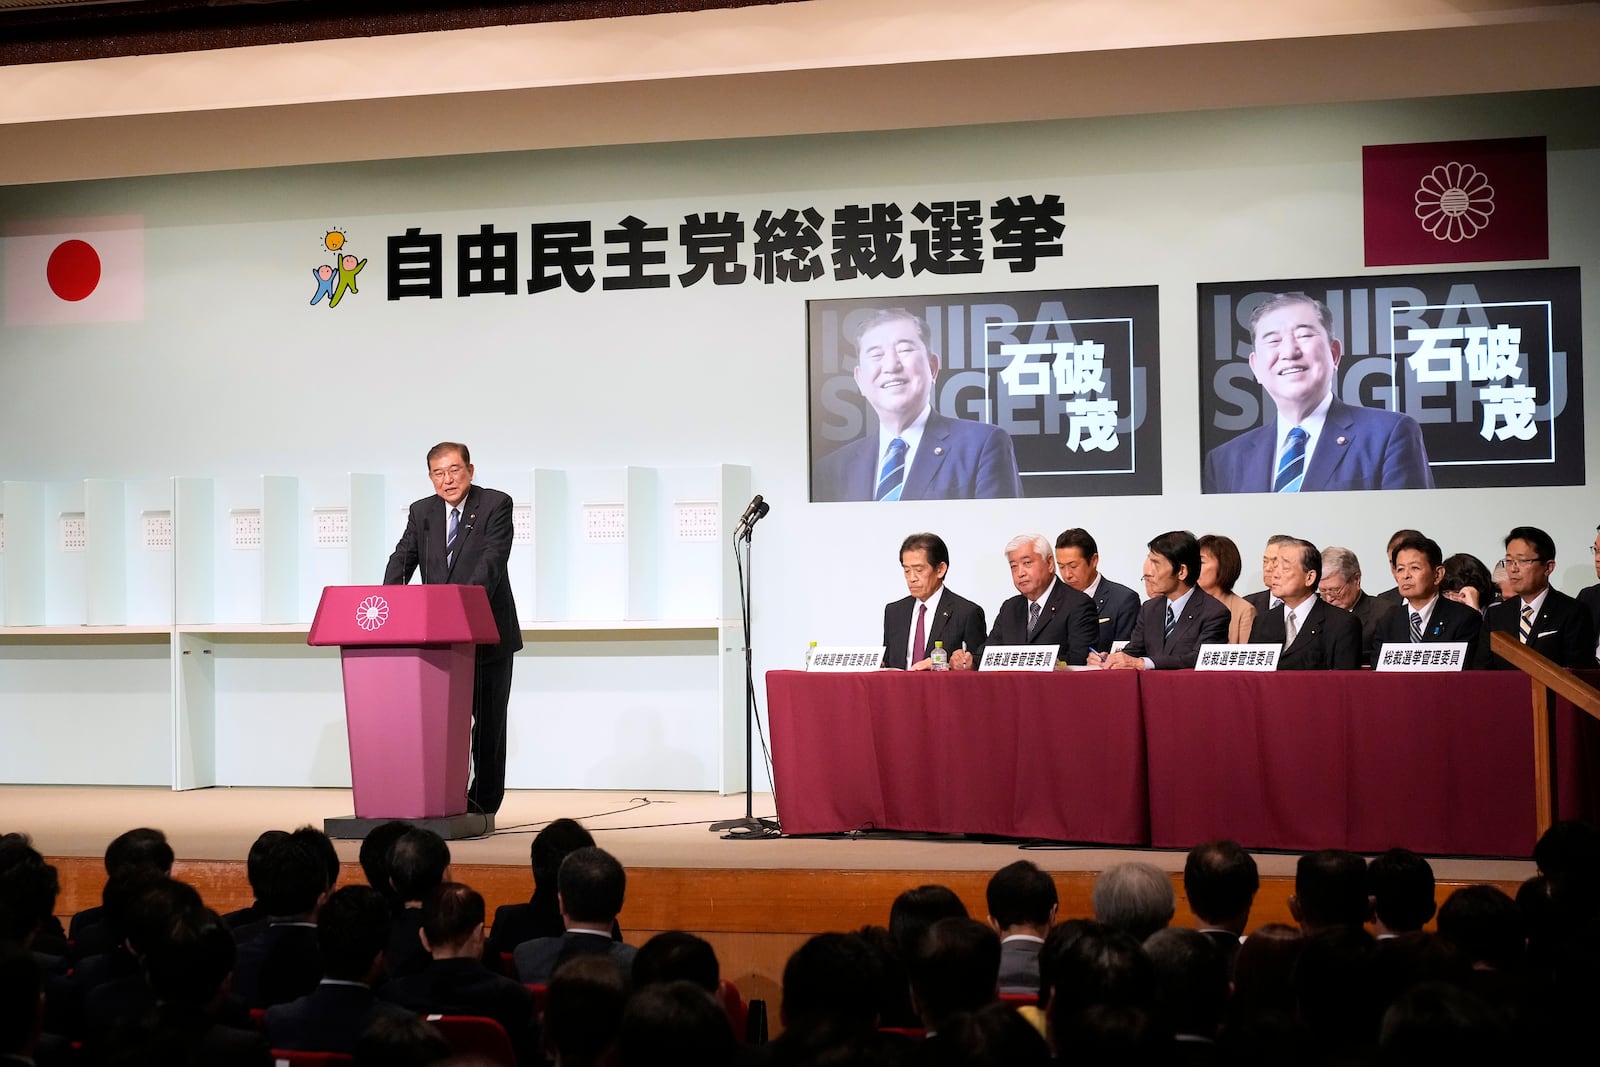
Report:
1484,589,1599,669
384,484,522,662
880,587,987,669
985,580,1098,667
1243,589,1275,616
379,957,539,1066
813,409,1023,501
513,930,637,985
1090,577,1142,651
263,981,414,1052
1373,596,1489,669
385,909,431,982
1201,398,1434,493
232,921,322,1009
1348,590,1391,667
1579,582,1600,633
1122,587,1232,670
1247,597,1362,670
997,937,1043,995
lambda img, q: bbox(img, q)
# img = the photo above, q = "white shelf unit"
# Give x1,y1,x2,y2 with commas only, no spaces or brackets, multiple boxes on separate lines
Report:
0,465,751,794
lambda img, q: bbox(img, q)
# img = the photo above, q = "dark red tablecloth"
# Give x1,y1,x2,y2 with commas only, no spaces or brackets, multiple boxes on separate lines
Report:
1140,671,1536,856
767,670,1148,843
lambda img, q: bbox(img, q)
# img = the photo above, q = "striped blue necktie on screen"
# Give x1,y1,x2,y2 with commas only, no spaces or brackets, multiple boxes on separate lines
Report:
876,437,908,501
446,506,460,567
1274,427,1309,492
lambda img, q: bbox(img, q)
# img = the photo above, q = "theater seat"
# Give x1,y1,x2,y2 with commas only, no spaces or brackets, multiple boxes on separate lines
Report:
425,1013,516,1067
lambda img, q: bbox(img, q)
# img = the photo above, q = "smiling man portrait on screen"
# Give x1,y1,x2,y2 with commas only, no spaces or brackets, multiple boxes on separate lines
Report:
1202,293,1435,495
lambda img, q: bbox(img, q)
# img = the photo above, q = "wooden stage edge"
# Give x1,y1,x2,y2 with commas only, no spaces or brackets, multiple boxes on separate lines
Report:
22,785,1536,1016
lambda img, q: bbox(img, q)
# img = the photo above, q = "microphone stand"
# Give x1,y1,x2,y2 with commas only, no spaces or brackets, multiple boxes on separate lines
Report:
709,509,780,839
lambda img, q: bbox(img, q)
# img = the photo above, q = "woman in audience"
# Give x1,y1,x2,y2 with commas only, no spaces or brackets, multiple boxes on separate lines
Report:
1441,553,1496,613
1199,534,1256,643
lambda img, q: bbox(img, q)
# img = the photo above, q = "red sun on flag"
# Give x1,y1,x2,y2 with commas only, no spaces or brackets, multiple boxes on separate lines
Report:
3,215,144,326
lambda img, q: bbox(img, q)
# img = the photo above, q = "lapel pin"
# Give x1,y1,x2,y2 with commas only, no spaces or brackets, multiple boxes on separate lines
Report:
1337,436,1348,445
934,446,944,456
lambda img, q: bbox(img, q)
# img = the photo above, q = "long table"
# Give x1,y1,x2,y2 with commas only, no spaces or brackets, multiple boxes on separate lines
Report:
766,669,1600,857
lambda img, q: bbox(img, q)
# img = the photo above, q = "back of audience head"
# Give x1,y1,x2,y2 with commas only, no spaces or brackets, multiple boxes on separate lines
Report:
888,884,968,958
389,827,451,904
559,846,627,925
632,930,719,994
1228,922,1302,1024
780,932,883,1038
1091,862,1174,941
1380,981,1509,1067
244,829,291,903
143,906,236,1009
1532,818,1600,914
1292,926,1383,1052
1037,918,1102,1004
0,836,58,950
258,833,329,918
1144,927,1227,1040
359,819,413,906
924,1001,1051,1067
1368,848,1437,935
533,817,597,887
985,860,1057,934
354,1013,452,1067
1043,923,1155,1038
291,824,340,894
125,876,205,957
544,955,628,1067
1437,884,1525,972
907,917,1000,1032
1183,839,1259,932
616,980,736,1067
104,827,175,878
0,948,41,1057
421,882,485,957
1291,848,1371,932
318,884,392,983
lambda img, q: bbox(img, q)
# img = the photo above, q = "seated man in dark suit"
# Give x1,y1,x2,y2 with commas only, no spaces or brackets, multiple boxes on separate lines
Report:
1484,525,1599,669
1242,534,1296,616
514,847,636,984
1095,530,1231,670
881,531,986,670
1246,538,1362,670
264,885,414,1053
379,882,540,1066
984,861,1057,995
949,533,1097,669
1054,527,1140,652
1182,840,1259,977
1201,292,1433,493
232,834,328,1008
907,918,1001,1034
1373,534,1488,668
485,818,610,964
1366,849,1436,939
385,827,452,982
812,307,1023,502
1578,523,1600,644
223,830,289,938
69,827,174,959
1319,546,1390,667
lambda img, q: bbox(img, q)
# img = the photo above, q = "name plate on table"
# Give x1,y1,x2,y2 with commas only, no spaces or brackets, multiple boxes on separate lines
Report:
1195,644,1282,671
809,646,886,672
979,645,1057,672
1375,642,1469,672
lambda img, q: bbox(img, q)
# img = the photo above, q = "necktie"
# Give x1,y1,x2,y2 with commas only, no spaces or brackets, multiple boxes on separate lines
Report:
1274,427,1309,493
912,603,927,664
1164,602,1176,640
1520,604,1534,644
1283,605,1298,650
1027,601,1042,636
876,437,908,501
446,506,460,567
1410,611,1423,642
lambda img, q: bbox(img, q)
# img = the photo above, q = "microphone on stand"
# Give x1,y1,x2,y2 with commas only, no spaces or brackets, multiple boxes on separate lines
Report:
733,494,766,538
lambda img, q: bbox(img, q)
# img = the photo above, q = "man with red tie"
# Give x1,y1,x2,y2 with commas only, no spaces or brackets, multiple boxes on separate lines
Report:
881,533,987,670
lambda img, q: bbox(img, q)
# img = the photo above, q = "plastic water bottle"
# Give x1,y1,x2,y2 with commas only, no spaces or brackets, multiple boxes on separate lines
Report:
930,641,949,671
805,640,817,670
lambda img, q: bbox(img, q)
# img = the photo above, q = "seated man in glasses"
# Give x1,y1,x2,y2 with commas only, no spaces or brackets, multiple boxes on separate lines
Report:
1484,525,1598,669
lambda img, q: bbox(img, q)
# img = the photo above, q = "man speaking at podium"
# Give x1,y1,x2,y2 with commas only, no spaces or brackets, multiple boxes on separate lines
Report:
384,442,522,817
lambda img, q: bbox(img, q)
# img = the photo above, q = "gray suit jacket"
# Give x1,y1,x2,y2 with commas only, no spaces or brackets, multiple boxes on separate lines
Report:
513,931,637,985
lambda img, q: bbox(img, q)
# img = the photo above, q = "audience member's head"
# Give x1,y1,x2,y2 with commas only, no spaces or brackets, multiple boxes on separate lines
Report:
1036,919,1103,1005
358,820,413,906
780,932,884,1038
354,1014,451,1067
1228,922,1302,1024
103,828,175,878
243,829,290,906
1368,848,1437,935
317,884,392,984
1291,926,1383,1054
0,836,59,950
1091,862,1175,941
1380,981,1509,1067
616,980,737,1067
907,917,1001,1032
1437,884,1525,972
420,882,485,958
543,955,628,1067
985,860,1058,935
1182,839,1259,933
1042,924,1155,1034
532,818,597,890
123,877,205,958
559,847,627,927
388,827,450,904
888,884,968,959
1532,819,1600,922
1050,1003,1166,1067
143,906,237,1009
257,834,329,919
632,931,719,993
923,1001,1052,1067
291,824,341,895
1143,927,1227,1040
1291,849,1370,932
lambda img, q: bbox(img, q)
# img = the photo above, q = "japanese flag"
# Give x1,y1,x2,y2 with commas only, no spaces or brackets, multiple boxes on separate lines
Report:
3,215,144,326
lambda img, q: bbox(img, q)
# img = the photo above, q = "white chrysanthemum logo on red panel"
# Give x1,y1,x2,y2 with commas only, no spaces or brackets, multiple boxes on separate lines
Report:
1414,162,1495,243
355,595,390,631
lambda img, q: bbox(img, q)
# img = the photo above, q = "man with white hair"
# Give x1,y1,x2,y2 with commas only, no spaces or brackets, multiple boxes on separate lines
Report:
1319,546,1389,666
950,533,1097,669
1092,862,1176,942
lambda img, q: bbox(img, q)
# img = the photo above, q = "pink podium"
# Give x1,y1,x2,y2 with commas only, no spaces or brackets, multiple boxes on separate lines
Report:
308,584,501,840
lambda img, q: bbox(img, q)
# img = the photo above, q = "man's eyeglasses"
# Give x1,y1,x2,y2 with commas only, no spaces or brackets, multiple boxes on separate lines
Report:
430,465,467,481
1499,556,1545,570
